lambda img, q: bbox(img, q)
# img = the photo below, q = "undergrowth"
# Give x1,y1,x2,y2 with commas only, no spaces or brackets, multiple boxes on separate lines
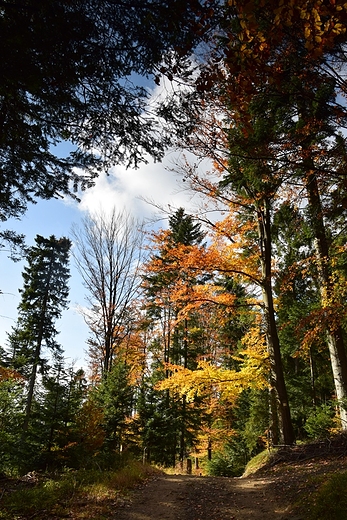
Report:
0,461,160,520
306,471,347,520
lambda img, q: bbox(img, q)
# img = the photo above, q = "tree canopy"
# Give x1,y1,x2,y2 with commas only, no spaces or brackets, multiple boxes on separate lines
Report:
0,0,219,223
4,0,347,479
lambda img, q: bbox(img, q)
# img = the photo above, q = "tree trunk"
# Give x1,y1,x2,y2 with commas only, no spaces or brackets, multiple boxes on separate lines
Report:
269,386,280,446
22,342,41,433
179,394,186,465
257,203,295,445
23,253,54,433
309,346,317,407
207,438,212,460
47,370,61,453
305,172,347,429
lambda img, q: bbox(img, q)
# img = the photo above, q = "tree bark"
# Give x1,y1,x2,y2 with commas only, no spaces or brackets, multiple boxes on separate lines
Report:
23,252,54,433
257,202,295,445
305,172,347,429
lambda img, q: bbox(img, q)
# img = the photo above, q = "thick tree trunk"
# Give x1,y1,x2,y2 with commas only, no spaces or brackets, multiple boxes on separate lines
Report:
269,386,280,445
257,203,295,445
305,172,347,429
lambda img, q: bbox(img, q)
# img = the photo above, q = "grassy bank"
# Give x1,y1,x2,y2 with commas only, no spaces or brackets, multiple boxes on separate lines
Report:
0,461,161,520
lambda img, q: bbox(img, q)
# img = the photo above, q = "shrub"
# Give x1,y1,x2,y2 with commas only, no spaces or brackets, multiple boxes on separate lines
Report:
304,404,335,439
0,461,160,520
205,440,248,477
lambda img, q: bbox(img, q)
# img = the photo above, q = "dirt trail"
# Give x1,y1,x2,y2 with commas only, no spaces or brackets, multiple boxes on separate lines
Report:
113,444,347,520
114,473,298,520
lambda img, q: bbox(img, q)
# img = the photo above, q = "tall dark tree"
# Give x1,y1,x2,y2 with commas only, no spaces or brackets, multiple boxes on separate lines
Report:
7,235,71,432
0,0,220,227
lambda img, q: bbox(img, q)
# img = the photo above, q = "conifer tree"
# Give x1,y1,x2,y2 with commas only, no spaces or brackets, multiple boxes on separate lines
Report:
36,359,87,468
0,0,218,224
92,361,134,455
7,235,71,433
143,208,206,464
0,365,25,473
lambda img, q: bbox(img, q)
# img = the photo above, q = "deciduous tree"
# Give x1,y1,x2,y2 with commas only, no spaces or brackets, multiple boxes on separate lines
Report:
72,209,144,376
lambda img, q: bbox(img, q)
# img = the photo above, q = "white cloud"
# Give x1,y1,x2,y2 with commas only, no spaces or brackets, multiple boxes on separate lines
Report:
78,72,204,223
78,153,200,224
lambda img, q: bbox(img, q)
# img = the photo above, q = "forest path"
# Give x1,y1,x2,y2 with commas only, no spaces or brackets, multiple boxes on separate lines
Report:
113,472,299,520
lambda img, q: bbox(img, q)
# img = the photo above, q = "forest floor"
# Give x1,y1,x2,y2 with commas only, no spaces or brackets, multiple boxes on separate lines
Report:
113,439,347,520
2,437,347,519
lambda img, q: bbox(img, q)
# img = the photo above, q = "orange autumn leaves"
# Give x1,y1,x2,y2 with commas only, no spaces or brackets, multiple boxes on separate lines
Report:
142,215,269,403
227,0,347,58
200,0,347,128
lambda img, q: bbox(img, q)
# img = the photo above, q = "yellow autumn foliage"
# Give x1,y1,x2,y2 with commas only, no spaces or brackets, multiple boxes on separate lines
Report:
158,343,268,404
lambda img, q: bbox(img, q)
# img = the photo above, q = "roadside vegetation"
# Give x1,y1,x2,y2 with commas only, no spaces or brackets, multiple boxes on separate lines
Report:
2,438,347,520
0,460,161,520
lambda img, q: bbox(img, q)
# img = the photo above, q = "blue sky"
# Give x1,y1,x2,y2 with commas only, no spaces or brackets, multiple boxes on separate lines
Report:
0,151,200,372
0,198,91,370
0,76,213,373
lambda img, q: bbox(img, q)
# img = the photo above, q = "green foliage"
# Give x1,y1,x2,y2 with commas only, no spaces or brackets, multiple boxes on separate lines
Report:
6,235,71,437
0,1,214,223
242,449,274,477
168,208,205,246
8,235,71,367
241,389,270,454
92,361,134,454
137,384,180,466
0,461,159,520
308,471,347,520
0,377,25,475
205,438,249,477
304,404,336,439
27,363,87,471
8,392,87,474
137,369,206,467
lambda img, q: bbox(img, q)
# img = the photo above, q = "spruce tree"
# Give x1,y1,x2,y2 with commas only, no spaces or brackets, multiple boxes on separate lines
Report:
35,358,87,468
92,361,134,457
7,235,71,433
168,208,205,246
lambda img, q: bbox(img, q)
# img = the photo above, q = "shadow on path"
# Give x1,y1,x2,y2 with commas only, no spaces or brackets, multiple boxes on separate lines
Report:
113,474,297,520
